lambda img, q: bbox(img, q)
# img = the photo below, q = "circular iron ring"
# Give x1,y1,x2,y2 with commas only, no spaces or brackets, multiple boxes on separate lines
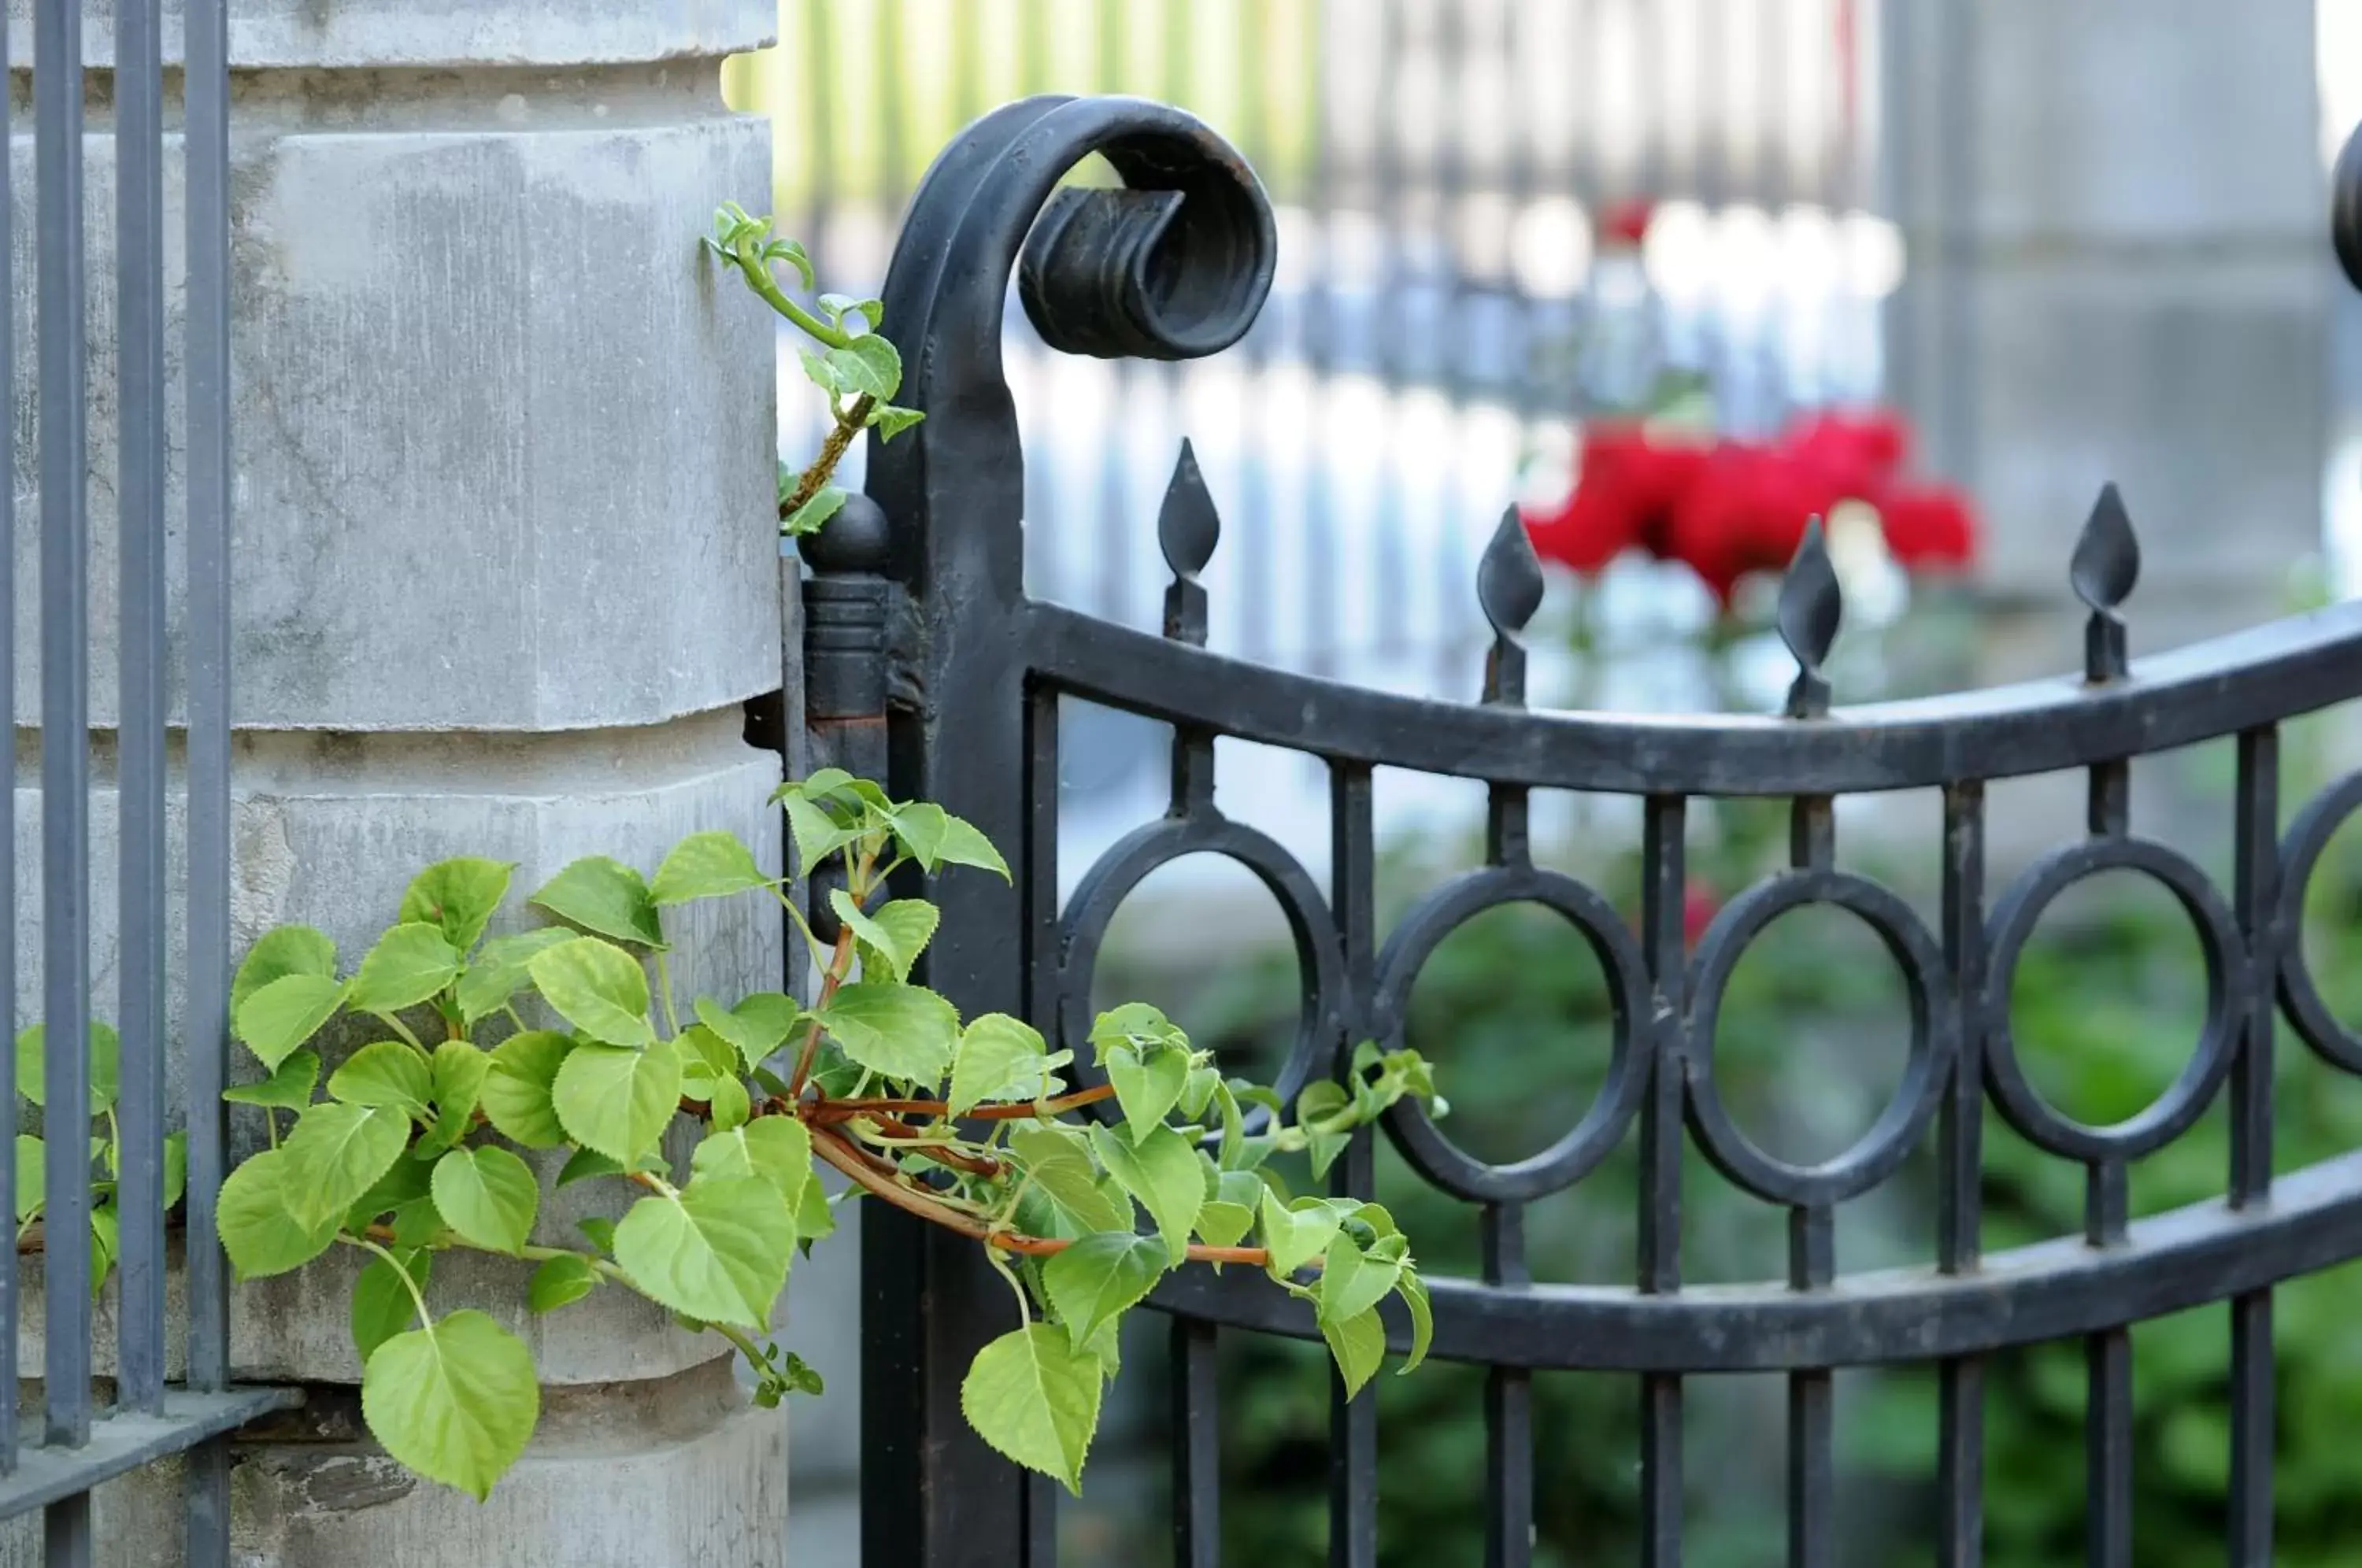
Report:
1983,836,2244,1163
1056,815,1344,1119
1684,868,1956,1208
2275,769,2362,1072
1370,864,1653,1204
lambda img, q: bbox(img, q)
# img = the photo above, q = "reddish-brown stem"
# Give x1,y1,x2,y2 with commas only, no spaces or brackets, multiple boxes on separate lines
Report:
810,1125,1275,1268
780,397,873,520
784,924,857,1100
859,1118,1002,1177
809,1082,1117,1126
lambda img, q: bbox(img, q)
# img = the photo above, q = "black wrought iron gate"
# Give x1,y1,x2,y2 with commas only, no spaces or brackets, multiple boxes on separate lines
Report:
823,94,2362,1568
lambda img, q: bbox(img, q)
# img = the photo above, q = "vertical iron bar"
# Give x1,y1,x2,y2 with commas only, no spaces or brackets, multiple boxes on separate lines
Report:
183,0,238,1548
1483,1203,1532,1568
1171,1315,1220,1568
2084,1163,2129,1568
2228,726,2277,1565
1092,0,1135,627
1638,793,1686,1568
115,0,169,1420
1021,681,1063,1568
1786,1207,1834,1568
1936,782,1986,1568
0,0,18,1477
1327,761,1375,1568
36,0,97,1555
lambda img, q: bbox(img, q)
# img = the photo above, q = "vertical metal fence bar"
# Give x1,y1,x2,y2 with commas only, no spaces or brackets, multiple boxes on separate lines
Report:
36,0,97,1556
1481,1203,1532,1568
114,0,169,1422
1935,780,1986,1568
1786,1207,1834,1568
2227,726,2278,1566
2082,1159,2131,1568
1638,793,1686,1568
0,0,18,1481
1326,761,1375,1568
183,0,238,1551
1170,1315,1220,1568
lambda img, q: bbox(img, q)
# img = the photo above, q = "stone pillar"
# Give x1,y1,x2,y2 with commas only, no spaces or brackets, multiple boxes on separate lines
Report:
1882,0,2329,666
1879,0,2328,867
8,2,787,1562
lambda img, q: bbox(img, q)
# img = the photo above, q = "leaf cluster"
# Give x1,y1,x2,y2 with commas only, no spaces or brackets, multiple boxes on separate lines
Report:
13,1022,188,1296
705,202,923,538
217,772,1442,1501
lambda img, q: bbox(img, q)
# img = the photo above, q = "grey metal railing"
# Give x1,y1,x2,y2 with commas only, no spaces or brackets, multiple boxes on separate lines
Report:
0,2,295,1560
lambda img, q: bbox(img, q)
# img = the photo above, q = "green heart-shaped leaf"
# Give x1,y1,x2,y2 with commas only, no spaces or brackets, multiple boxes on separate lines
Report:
349,923,464,1016
690,1117,812,1207
528,937,653,1048
361,1310,539,1501
480,1031,572,1148
1321,1306,1386,1400
551,1040,681,1165
431,1145,539,1255
1259,1189,1338,1281
455,928,572,1026
398,859,515,954
529,856,665,949
280,1102,411,1230
1105,1045,1190,1145
693,994,801,1071
216,1149,340,1280
611,1177,794,1329
1089,1124,1201,1267
650,830,772,905
1042,1232,1167,1352
528,1253,599,1314
1009,1127,1130,1236
961,1323,1102,1495
816,982,958,1084
948,1013,1051,1117
222,1048,320,1111
232,926,337,1016
1319,1234,1402,1327
234,975,350,1074
326,1041,434,1118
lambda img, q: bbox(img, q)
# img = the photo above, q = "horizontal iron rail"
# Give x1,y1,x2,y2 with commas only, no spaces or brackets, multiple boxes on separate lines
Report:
1149,1145,2362,1373
0,1387,299,1522
1023,596,2362,796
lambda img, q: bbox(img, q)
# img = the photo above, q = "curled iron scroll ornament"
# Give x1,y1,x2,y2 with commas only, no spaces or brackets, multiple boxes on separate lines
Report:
1372,865,1653,1204
1055,815,1344,1116
866,95,1277,601
1683,870,1957,1208
1982,837,2245,1162
2275,769,2362,1073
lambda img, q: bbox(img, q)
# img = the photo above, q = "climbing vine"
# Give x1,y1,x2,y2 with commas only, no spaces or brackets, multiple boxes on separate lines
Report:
214,771,1436,1500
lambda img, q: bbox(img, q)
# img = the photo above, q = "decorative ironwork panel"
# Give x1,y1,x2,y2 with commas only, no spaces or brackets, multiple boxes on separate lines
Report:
828,94,2362,1568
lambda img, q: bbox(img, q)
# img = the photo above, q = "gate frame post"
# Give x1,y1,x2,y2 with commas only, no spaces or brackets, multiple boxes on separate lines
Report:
841,94,1274,1568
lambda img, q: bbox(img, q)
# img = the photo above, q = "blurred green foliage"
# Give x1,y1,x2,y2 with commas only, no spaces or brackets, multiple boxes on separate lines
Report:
1077,736,2362,1566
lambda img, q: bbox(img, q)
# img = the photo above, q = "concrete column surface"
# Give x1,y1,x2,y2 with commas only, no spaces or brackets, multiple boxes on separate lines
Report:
7,0,789,1561
1882,0,2330,653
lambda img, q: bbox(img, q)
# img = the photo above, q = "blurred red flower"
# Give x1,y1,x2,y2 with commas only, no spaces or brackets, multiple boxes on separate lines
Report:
1782,409,1910,512
1598,198,1654,249
1875,482,1979,571
1666,442,1820,606
1523,405,1979,611
1683,880,1720,947
1521,423,1703,575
